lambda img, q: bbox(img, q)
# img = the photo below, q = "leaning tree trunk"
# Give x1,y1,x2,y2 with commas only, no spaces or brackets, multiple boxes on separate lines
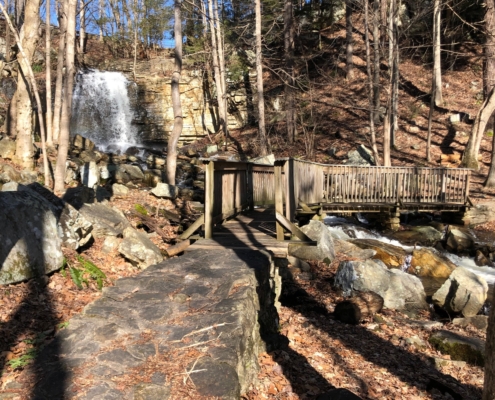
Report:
255,0,269,156
433,0,443,106
166,0,183,185
462,88,495,171
284,0,296,143
54,0,77,193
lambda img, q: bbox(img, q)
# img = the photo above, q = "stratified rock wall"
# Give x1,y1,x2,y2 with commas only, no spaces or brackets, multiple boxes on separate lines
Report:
102,55,251,145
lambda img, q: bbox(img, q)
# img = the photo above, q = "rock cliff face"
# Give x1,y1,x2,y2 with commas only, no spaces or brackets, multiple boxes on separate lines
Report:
100,54,252,145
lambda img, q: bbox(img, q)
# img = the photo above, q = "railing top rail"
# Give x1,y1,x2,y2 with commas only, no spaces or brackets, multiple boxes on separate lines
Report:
200,158,274,168
276,158,472,172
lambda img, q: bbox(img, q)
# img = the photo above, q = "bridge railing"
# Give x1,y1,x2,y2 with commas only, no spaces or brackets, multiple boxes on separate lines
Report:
201,158,471,239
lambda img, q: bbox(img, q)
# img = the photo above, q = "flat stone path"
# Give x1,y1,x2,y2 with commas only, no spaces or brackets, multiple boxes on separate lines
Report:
31,248,279,400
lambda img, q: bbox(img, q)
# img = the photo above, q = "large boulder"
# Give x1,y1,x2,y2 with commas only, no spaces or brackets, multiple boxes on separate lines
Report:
288,220,335,262
408,248,457,279
432,267,488,317
118,227,164,268
334,259,427,312
3,183,93,250
445,228,475,254
79,203,131,237
390,226,443,246
0,190,64,284
351,239,407,268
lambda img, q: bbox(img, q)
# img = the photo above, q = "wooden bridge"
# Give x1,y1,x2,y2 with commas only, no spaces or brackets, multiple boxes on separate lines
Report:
182,158,471,256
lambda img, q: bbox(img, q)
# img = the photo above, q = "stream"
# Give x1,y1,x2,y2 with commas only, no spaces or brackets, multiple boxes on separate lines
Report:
324,213,495,301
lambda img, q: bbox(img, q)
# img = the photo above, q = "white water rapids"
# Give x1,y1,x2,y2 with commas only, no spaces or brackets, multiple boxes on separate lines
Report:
324,215,495,287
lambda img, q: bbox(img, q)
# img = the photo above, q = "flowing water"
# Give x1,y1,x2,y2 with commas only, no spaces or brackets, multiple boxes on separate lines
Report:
71,70,139,153
324,215,495,297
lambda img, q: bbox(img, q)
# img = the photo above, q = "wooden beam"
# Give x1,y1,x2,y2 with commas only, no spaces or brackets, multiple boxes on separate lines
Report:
275,212,314,243
298,200,313,212
179,214,205,239
165,240,192,257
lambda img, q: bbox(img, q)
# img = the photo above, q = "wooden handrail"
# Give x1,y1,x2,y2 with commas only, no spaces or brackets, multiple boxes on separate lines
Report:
202,158,472,241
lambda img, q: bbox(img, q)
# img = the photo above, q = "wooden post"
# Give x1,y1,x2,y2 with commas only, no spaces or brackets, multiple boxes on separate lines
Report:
285,158,295,221
247,162,254,211
275,160,285,241
204,160,215,239
464,170,471,203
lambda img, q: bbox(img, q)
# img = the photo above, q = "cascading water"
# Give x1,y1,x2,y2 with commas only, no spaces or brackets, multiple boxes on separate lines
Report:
71,70,139,153
324,215,495,288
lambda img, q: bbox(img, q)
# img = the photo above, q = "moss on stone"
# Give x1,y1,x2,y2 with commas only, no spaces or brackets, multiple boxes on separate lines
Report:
134,204,148,216
428,335,484,366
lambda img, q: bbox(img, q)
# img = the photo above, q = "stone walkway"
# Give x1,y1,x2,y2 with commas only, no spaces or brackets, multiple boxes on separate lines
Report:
31,248,280,400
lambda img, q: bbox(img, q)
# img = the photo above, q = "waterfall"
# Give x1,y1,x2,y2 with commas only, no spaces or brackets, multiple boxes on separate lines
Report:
71,70,139,153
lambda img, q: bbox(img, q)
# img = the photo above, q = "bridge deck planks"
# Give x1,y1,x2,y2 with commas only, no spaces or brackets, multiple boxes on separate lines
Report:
188,209,289,258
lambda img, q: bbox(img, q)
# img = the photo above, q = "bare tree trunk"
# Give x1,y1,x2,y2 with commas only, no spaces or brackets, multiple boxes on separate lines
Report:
255,0,268,155
166,0,183,185
207,0,226,137
390,0,399,144
284,0,296,143
365,0,381,165
484,0,495,145
3,0,43,171
483,290,495,399
213,0,228,141
372,0,381,124
46,0,53,146
483,0,495,188
99,0,104,41
462,88,495,170
5,0,10,62
1,0,49,186
427,78,435,162
79,0,86,53
15,0,25,27
345,0,353,80
52,1,67,144
54,0,77,193
433,0,443,106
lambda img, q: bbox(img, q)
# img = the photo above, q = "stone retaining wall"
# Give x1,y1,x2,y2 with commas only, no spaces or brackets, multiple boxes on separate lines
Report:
33,248,281,399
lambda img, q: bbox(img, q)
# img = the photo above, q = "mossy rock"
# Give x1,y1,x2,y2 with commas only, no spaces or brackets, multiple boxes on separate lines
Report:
429,330,485,366
134,204,148,216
